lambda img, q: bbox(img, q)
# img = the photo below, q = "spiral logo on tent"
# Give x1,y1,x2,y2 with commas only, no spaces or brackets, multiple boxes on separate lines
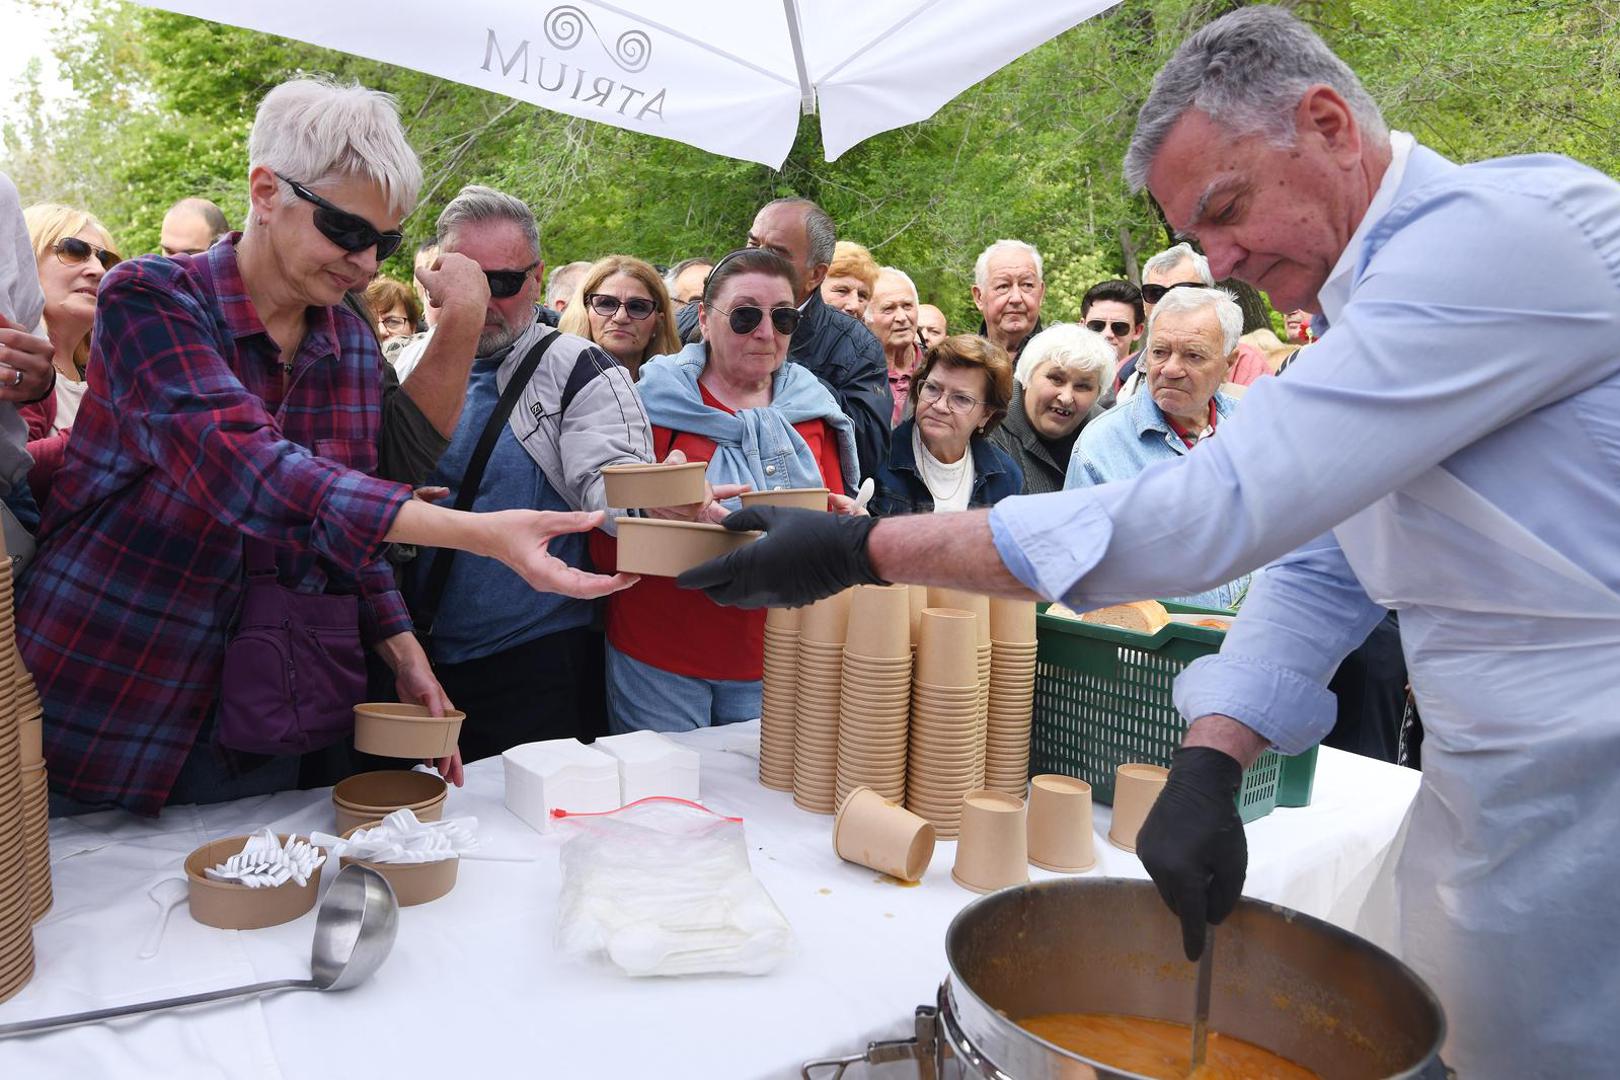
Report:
543,6,653,74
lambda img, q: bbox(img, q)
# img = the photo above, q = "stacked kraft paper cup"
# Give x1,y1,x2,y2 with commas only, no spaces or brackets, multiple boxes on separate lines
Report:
983,597,1038,793
0,542,48,1005
792,589,851,814
906,607,983,839
835,585,911,806
759,606,801,791
929,588,992,788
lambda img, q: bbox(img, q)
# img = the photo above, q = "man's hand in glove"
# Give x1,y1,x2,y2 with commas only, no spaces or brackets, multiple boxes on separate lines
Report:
676,506,888,609
1136,745,1249,961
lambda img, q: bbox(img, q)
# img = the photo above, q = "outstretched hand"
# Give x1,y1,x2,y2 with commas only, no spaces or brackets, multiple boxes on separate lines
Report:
484,508,638,599
675,505,886,609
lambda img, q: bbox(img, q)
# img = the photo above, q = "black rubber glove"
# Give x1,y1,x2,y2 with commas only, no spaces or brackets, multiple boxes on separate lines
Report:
1135,746,1248,962
675,506,887,608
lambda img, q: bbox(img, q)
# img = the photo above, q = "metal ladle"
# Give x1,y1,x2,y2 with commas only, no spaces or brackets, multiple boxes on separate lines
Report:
0,864,399,1040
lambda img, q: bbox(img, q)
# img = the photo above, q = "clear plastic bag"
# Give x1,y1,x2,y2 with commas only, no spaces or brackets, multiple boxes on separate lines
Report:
554,797,794,977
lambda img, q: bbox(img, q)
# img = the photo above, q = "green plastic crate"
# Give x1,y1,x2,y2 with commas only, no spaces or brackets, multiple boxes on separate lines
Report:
1276,744,1319,807
1029,602,1293,824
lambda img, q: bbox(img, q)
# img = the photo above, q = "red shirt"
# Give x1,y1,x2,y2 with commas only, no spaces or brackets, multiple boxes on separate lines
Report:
592,383,845,681
1166,399,1220,449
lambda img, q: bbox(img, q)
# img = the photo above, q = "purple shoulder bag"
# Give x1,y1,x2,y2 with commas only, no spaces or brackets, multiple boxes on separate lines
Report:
217,538,366,755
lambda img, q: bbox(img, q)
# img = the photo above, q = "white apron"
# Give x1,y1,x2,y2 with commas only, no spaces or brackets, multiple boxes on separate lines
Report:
1337,467,1620,1077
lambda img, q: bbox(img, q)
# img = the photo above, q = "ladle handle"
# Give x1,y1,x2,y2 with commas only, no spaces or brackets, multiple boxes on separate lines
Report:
0,977,317,1040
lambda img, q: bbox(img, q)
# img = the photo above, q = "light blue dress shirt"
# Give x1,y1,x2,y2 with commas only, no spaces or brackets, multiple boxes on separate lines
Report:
989,137,1620,1076
1063,387,1246,609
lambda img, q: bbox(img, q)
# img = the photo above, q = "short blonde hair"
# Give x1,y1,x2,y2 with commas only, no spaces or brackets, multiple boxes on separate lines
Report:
557,255,681,366
25,202,117,371
826,240,879,292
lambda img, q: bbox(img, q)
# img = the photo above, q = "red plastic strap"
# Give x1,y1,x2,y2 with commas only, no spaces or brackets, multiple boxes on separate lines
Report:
550,795,742,823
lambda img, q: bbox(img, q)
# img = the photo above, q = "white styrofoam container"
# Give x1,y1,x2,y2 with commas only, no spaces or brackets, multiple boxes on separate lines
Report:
591,730,702,804
501,738,621,833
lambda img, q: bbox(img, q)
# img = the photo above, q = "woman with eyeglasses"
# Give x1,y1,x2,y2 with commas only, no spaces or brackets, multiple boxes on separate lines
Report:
17,204,119,506
362,275,423,361
868,334,1022,516
596,247,861,733
17,78,632,817
556,255,679,378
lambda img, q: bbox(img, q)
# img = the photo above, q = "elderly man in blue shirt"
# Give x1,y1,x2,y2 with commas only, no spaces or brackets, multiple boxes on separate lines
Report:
679,7,1620,1074
1065,285,1246,609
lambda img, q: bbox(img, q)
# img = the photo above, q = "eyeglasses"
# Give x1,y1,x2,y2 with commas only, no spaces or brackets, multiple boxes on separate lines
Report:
707,303,801,337
918,380,987,414
1140,281,1201,305
53,236,120,271
275,172,404,260
587,293,658,321
379,314,412,332
1085,319,1133,338
481,261,541,300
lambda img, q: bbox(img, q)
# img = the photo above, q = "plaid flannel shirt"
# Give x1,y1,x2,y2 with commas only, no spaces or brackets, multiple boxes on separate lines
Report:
17,237,412,814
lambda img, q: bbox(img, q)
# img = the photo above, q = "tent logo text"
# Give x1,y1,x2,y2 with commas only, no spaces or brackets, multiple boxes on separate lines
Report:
481,25,667,122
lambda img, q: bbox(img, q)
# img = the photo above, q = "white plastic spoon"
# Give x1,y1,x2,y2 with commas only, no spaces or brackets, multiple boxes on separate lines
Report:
136,878,189,960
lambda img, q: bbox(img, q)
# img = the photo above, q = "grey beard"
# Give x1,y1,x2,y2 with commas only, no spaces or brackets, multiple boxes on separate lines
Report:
477,321,525,357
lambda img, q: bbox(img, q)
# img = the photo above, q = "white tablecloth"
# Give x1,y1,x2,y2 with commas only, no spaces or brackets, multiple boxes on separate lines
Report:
0,725,1419,1079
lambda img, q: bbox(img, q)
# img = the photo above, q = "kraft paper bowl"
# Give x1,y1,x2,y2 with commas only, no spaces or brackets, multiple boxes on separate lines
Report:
614,518,759,577
600,461,708,508
338,823,459,907
184,834,324,930
333,769,448,833
738,487,830,511
352,702,465,759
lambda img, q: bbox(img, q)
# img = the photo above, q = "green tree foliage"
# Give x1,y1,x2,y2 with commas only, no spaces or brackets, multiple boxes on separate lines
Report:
5,0,1616,332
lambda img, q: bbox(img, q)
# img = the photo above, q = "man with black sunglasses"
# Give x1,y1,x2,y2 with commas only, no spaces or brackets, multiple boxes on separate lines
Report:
1080,279,1145,370
1114,243,1214,402
395,185,658,760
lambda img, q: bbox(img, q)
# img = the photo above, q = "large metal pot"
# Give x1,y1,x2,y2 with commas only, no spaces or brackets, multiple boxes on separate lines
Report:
804,878,1445,1079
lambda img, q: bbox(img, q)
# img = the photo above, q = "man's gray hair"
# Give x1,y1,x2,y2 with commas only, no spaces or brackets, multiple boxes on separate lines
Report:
435,184,540,258
1124,6,1388,191
248,77,422,218
663,256,713,293
1142,242,1214,287
1014,322,1116,390
874,266,919,305
758,197,836,267
546,260,591,306
973,240,1044,290
1145,285,1244,356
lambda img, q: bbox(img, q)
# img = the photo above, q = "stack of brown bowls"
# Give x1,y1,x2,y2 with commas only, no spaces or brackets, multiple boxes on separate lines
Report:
930,588,991,786
984,598,1038,794
793,589,851,814
836,585,911,805
759,606,800,791
0,550,35,1004
907,608,982,839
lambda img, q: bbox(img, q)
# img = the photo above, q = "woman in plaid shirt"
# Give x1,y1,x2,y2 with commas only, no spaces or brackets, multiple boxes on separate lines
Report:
18,78,633,816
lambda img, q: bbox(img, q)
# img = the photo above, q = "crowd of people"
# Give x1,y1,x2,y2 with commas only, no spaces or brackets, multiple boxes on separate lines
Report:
0,70,1382,821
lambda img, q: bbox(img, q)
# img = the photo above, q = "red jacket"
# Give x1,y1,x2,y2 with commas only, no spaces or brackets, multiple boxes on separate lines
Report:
19,388,67,508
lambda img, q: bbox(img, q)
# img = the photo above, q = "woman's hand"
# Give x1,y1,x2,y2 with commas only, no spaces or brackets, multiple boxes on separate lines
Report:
0,313,56,403
827,492,869,517
376,631,465,786
479,508,639,598
643,448,751,524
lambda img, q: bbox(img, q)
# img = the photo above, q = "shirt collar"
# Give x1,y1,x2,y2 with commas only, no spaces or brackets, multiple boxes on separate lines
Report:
1316,130,1415,324
205,235,340,355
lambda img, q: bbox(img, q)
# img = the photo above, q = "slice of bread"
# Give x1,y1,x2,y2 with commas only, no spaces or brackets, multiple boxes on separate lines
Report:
1047,599,1171,634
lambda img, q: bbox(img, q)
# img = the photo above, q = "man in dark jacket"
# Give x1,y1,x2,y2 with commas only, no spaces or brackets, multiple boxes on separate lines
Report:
678,199,891,486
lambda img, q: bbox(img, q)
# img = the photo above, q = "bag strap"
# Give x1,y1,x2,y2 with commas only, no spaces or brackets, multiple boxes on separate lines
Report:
242,536,280,579
415,330,561,637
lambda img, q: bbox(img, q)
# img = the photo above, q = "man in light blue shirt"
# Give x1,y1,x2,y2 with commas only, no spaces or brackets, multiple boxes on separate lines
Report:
680,8,1620,1074
1064,285,1246,609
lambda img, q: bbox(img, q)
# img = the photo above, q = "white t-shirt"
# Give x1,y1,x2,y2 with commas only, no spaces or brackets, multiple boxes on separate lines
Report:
913,423,974,512
52,375,87,433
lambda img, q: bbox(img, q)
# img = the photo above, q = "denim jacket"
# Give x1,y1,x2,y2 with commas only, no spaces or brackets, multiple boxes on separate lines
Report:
870,418,1023,516
1063,389,1246,609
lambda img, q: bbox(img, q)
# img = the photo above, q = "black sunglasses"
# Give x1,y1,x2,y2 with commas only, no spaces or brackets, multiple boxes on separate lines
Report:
483,261,541,300
707,302,801,337
275,172,404,260
53,236,120,271
1140,280,1201,305
587,293,658,321
1085,319,1134,338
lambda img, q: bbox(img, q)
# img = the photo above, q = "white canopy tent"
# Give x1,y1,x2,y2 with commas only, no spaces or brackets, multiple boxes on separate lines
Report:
133,0,1121,168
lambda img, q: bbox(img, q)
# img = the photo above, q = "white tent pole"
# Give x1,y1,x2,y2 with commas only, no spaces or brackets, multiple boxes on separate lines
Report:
782,0,817,115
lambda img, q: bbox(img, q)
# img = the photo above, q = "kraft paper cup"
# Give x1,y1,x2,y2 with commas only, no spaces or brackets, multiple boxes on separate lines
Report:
339,823,458,907
844,584,912,660
764,606,803,632
184,835,324,930
1027,774,1096,872
333,770,448,833
929,588,991,645
951,789,1029,893
17,714,40,766
1108,763,1170,852
738,487,830,511
834,786,936,882
600,461,707,508
914,609,979,687
614,518,758,577
988,598,1038,644
800,589,853,645
352,702,465,759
